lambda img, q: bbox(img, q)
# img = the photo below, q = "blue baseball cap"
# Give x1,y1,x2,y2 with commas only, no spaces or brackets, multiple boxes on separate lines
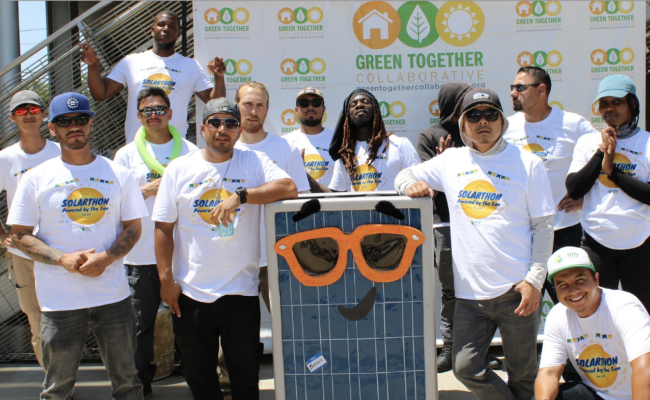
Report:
49,92,96,121
594,75,636,103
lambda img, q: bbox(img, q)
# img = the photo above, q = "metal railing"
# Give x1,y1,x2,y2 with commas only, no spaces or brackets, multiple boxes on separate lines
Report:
0,1,195,362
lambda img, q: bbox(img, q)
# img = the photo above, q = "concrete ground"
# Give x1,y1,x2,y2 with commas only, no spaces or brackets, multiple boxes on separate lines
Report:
0,354,509,400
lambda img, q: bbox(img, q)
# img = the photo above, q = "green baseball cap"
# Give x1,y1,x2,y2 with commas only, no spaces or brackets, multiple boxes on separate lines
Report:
547,247,596,284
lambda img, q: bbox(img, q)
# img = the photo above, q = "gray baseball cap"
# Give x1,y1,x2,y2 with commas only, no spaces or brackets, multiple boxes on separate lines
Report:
203,98,240,123
10,90,44,112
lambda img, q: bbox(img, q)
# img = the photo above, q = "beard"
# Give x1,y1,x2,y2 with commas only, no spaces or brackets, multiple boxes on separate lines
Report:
241,118,264,133
512,100,523,112
155,40,175,51
302,116,322,127
351,112,373,128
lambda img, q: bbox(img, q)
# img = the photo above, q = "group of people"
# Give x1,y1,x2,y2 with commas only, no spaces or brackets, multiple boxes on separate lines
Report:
1,9,649,400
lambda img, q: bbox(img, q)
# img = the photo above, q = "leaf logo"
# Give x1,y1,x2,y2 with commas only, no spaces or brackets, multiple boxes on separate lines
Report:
397,1,439,48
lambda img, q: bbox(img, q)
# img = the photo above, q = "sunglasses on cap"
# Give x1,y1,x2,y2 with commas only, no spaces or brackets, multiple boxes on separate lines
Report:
206,118,240,131
275,224,425,287
466,109,500,123
13,106,43,116
297,99,323,108
510,83,541,93
138,106,168,117
52,115,90,127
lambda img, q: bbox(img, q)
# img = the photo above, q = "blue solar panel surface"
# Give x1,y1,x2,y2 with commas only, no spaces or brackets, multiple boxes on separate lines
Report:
274,208,426,400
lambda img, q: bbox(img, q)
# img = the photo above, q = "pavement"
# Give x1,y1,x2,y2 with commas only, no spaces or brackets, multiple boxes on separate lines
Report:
0,353,512,400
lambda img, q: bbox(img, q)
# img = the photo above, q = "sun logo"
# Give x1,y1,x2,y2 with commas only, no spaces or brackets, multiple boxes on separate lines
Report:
223,59,253,76
281,110,298,126
379,101,406,118
63,188,108,225
353,1,401,50
515,1,532,17
459,180,501,219
549,101,564,110
232,8,250,24
142,73,175,95
545,1,561,15
429,100,440,116
307,7,324,23
435,1,485,47
196,189,233,224
620,48,634,64
618,1,634,13
578,344,618,388
547,51,562,67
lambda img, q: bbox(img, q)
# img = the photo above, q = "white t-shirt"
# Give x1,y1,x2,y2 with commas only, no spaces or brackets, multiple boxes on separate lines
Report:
329,136,420,192
106,50,213,142
568,130,650,249
7,156,148,311
283,128,335,186
409,144,556,300
151,150,290,303
540,289,650,400
0,140,61,259
505,108,598,230
235,133,310,267
114,138,199,265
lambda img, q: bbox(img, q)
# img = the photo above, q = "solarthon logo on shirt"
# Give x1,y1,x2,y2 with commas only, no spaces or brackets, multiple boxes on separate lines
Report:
278,6,324,38
352,164,382,192
194,188,238,224
515,1,561,31
304,154,329,180
589,1,634,29
62,188,109,225
142,74,176,95
522,143,549,161
598,153,636,188
146,164,168,183
576,344,620,388
458,180,502,219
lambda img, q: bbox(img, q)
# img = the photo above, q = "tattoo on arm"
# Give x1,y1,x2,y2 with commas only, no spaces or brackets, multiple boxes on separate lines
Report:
107,225,139,259
11,232,65,266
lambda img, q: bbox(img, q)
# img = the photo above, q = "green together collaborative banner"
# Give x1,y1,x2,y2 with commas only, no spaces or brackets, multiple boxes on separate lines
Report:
194,1,645,147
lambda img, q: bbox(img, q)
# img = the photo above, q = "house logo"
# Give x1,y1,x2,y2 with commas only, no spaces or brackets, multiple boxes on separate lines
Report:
278,6,323,24
223,59,253,76
590,48,634,65
517,50,562,67
549,101,564,110
590,1,634,15
281,110,298,126
204,7,249,25
379,101,406,119
516,1,532,17
592,103,600,115
280,58,326,75
429,100,440,116
353,1,484,49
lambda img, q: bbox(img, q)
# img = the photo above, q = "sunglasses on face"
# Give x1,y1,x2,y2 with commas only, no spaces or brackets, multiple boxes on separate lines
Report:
297,99,323,108
138,106,168,117
13,106,43,116
466,109,500,123
510,83,541,93
206,118,240,131
52,115,90,127
275,225,425,287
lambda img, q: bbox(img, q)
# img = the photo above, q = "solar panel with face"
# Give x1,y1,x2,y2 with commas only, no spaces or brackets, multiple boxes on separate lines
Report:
266,196,436,400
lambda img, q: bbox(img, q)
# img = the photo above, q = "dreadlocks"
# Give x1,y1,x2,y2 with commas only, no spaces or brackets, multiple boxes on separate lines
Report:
339,100,393,177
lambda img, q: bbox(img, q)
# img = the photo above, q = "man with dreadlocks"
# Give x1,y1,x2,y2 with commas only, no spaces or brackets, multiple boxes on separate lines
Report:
566,75,650,312
326,89,420,192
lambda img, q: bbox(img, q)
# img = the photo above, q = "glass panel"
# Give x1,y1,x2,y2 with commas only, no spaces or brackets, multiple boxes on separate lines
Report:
293,238,339,274
361,234,406,270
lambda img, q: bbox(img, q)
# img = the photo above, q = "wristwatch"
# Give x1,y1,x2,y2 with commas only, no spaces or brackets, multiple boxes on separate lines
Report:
235,187,247,204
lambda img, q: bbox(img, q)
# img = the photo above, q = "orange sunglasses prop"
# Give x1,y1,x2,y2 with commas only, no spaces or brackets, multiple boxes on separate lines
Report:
275,224,425,287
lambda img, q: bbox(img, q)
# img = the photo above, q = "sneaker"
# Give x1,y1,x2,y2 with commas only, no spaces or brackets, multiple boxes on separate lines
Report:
489,353,503,370
437,342,453,373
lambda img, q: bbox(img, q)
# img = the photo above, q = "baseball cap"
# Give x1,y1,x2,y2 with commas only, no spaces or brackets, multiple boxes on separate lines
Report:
594,74,636,103
203,98,240,123
10,90,44,112
49,93,96,121
460,88,503,114
296,87,324,102
547,247,597,284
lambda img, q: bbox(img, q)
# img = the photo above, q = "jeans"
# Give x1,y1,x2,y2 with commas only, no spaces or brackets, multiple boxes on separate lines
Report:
126,264,161,386
40,296,142,400
582,232,650,312
532,382,603,400
434,226,455,343
173,294,263,400
453,287,539,400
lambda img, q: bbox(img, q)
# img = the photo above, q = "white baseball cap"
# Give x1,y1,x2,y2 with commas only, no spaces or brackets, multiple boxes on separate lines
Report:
547,247,596,284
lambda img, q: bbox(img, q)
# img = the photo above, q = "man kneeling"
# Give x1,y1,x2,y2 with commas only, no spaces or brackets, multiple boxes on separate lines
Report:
535,247,650,400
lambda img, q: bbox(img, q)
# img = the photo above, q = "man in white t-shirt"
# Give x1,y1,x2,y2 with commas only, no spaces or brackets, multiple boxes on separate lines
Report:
322,89,420,192
80,10,226,142
234,81,310,310
8,93,148,399
0,90,60,368
505,66,597,305
536,247,650,400
396,88,556,400
114,87,198,398
152,98,297,398
283,87,335,189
